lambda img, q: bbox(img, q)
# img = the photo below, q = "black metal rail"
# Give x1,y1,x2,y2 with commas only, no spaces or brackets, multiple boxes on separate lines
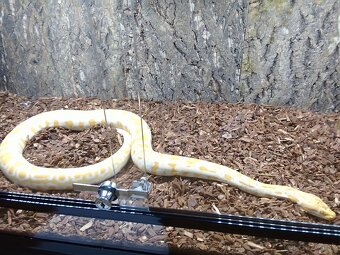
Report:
0,191,339,245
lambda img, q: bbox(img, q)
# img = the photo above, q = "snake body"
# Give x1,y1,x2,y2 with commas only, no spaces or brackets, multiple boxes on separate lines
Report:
0,109,336,220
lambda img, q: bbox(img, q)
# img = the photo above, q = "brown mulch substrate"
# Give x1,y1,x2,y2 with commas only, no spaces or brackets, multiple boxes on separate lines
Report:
0,91,339,254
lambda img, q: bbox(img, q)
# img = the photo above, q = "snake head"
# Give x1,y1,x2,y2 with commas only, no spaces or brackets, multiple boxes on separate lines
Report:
291,191,336,221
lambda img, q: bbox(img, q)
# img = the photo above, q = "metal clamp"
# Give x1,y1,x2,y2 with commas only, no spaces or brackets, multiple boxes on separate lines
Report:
73,177,152,210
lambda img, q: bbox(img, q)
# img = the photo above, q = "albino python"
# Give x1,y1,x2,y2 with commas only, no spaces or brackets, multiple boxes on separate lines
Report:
0,109,336,220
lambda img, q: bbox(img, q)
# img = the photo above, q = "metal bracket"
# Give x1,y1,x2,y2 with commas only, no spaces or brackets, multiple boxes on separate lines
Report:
73,177,152,210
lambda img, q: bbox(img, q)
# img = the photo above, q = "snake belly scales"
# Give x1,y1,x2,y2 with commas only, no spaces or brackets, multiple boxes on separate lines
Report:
0,109,336,220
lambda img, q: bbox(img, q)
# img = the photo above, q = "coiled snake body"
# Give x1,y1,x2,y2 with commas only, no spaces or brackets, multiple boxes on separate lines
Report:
0,109,336,220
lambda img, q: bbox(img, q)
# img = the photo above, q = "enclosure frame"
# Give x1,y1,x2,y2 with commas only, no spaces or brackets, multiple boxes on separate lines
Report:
0,190,339,254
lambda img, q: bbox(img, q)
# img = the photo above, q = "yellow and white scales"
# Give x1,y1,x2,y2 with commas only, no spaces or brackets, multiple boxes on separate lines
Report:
0,109,336,220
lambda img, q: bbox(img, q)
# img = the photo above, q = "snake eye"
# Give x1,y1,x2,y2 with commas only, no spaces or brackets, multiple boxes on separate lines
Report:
315,202,336,220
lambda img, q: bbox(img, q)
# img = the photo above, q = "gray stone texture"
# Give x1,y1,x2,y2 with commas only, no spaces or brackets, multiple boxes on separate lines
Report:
241,0,339,112
0,0,339,112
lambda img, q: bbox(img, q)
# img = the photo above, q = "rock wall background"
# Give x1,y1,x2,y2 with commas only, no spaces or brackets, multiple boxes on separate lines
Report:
0,0,338,112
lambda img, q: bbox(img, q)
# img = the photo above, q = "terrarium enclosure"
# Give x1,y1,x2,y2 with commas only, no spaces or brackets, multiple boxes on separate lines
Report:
0,1,339,254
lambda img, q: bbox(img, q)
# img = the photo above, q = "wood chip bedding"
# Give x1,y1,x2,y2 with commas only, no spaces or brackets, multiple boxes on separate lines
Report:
0,92,339,254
